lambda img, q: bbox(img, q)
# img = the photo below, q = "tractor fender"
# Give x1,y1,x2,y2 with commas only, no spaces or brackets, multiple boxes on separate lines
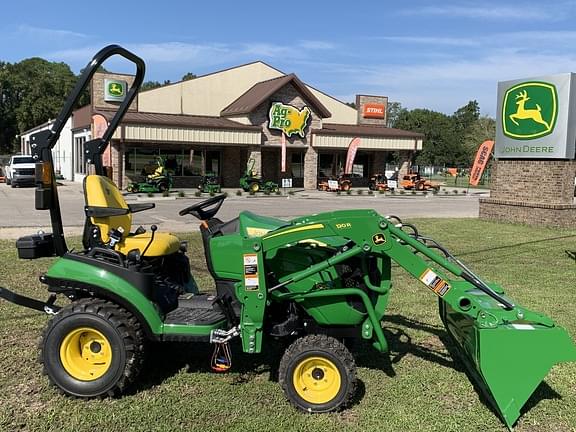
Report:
43,257,164,339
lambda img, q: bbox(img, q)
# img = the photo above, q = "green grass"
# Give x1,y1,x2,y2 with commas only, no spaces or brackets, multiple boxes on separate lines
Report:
1,220,576,432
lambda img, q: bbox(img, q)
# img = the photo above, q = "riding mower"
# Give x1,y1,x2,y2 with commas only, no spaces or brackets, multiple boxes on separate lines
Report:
368,173,391,192
197,172,221,194
400,172,441,191
317,174,352,192
126,157,173,193
1,46,575,430
239,159,279,193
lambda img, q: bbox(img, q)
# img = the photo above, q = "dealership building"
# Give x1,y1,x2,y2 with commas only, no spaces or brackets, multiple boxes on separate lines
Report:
21,62,423,189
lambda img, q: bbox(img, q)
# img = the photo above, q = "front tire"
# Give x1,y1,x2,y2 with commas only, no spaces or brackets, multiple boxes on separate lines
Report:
278,334,356,413
249,182,260,193
39,298,145,398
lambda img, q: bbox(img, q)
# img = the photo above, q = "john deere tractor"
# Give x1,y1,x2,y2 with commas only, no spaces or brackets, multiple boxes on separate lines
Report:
1,46,575,430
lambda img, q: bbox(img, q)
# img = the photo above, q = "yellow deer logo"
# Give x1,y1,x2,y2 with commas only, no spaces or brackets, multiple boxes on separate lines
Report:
509,90,550,131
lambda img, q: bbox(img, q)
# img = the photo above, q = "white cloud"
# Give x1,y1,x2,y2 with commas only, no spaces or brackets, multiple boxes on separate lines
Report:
17,25,88,40
400,4,565,21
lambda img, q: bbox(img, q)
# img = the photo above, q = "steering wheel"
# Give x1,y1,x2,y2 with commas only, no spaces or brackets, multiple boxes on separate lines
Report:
179,193,226,220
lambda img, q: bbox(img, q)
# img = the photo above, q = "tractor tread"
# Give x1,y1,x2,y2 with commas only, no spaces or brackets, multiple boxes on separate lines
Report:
278,334,357,413
39,298,145,398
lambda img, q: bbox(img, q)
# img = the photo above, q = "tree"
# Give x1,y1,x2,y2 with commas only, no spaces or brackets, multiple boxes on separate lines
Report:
141,81,163,91
0,62,18,153
394,108,464,166
345,101,357,109
463,115,496,164
181,72,196,81
386,101,407,128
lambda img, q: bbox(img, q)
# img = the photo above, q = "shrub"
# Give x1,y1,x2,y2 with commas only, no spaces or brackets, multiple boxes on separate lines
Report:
356,189,363,195
346,190,352,195
147,192,154,198
209,191,215,197
249,190,256,196
453,189,459,194
236,190,243,196
423,191,428,196
264,190,270,196
411,190,417,195
178,190,186,198
432,189,439,195
194,191,202,197
275,190,282,195
162,191,170,197
379,189,385,194
399,190,405,195
336,191,341,195
288,190,295,196
368,190,374,195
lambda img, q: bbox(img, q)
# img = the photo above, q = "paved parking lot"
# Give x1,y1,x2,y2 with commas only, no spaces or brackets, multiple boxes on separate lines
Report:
0,181,487,238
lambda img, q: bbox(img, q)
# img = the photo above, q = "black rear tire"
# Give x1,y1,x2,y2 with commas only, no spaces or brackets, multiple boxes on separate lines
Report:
39,298,145,398
279,334,357,413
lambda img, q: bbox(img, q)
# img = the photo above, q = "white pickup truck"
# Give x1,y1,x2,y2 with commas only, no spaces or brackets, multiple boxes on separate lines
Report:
4,155,36,188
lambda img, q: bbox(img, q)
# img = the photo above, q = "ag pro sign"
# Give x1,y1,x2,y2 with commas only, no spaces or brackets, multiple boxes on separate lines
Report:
495,73,576,159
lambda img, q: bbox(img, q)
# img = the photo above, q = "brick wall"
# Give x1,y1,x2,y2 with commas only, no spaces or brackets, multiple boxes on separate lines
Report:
356,95,387,126
92,73,138,112
480,159,576,227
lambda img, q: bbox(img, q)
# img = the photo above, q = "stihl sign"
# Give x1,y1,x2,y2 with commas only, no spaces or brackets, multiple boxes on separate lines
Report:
363,103,385,119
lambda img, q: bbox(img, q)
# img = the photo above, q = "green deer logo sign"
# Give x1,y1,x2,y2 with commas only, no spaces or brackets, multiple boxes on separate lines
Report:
502,82,558,140
104,79,127,102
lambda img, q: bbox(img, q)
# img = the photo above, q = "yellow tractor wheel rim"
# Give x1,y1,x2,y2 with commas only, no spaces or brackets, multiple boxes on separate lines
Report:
292,356,341,404
60,327,112,381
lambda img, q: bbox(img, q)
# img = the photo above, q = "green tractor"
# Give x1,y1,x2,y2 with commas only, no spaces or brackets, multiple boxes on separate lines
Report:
1,46,575,430
197,172,221,194
239,158,279,193
126,156,173,193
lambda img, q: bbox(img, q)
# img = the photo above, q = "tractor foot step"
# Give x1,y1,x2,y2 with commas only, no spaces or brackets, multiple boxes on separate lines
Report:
164,304,226,326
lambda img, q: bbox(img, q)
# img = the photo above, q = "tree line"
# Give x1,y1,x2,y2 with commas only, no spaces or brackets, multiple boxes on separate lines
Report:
0,57,195,154
0,56,494,164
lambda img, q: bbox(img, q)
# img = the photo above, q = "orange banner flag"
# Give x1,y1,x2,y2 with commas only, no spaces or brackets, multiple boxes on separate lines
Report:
469,140,494,186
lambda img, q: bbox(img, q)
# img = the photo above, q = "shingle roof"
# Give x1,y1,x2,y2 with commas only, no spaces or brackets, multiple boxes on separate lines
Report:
97,110,261,131
220,74,332,118
312,123,424,139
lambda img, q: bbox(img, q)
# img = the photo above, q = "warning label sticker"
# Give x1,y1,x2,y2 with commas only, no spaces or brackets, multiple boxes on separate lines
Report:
244,254,259,291
419,269,450,297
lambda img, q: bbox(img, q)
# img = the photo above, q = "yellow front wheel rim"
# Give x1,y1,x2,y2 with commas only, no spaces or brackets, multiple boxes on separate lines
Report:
292,356,341,404
60,327,112,381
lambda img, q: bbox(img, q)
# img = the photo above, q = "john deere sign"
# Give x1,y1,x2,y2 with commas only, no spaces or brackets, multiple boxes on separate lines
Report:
495,73,576,159
104,79,127,103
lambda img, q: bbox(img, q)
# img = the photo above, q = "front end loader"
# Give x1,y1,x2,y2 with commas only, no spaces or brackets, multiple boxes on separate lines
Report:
0,45,575,430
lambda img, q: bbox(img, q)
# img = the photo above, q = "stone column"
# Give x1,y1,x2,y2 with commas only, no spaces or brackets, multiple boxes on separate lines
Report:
247,147,262,177
398,151,413,176
304,145,318,190
479,159,576,227
111,141,124,188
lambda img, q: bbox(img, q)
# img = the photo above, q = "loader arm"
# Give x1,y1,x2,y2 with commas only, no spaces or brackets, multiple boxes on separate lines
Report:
256,209,576,428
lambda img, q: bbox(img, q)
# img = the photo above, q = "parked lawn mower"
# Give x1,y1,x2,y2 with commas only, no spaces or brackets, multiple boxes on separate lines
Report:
127,157,173,193
240,159,278,193
400,172,441,191
197,173,221,194
317,175,352,192
368,173,391,192
1,46,575,431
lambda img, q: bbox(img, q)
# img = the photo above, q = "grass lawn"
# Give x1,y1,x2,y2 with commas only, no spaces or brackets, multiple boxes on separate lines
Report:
0,219,575,432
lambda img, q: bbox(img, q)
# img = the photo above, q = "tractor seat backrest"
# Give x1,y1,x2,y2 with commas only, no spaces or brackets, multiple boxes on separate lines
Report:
83,175,131,243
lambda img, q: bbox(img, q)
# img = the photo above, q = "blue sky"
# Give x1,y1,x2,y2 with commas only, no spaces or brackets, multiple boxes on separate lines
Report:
2,1,576,116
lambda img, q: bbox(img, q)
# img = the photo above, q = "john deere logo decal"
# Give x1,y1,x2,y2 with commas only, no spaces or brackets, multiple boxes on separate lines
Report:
269,102,311,138
108,82,124,97
104,79,127,102
502,81,558,140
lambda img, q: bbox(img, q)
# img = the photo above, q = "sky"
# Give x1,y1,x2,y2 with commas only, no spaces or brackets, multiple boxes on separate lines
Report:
1,1,576,117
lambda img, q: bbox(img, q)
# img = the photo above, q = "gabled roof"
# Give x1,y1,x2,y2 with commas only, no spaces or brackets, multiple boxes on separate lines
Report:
312,123,424,139
220,73,332,118
97,109,261,131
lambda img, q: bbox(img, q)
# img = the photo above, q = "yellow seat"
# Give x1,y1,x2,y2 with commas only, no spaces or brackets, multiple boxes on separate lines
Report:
84,175,180,257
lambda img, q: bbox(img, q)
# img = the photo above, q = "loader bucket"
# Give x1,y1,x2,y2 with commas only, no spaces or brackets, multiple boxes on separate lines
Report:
440,297,576,429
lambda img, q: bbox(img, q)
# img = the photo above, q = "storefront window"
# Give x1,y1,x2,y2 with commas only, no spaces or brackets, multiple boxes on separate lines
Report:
124,147,219,177
74,136,87,174
290,152,304,178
